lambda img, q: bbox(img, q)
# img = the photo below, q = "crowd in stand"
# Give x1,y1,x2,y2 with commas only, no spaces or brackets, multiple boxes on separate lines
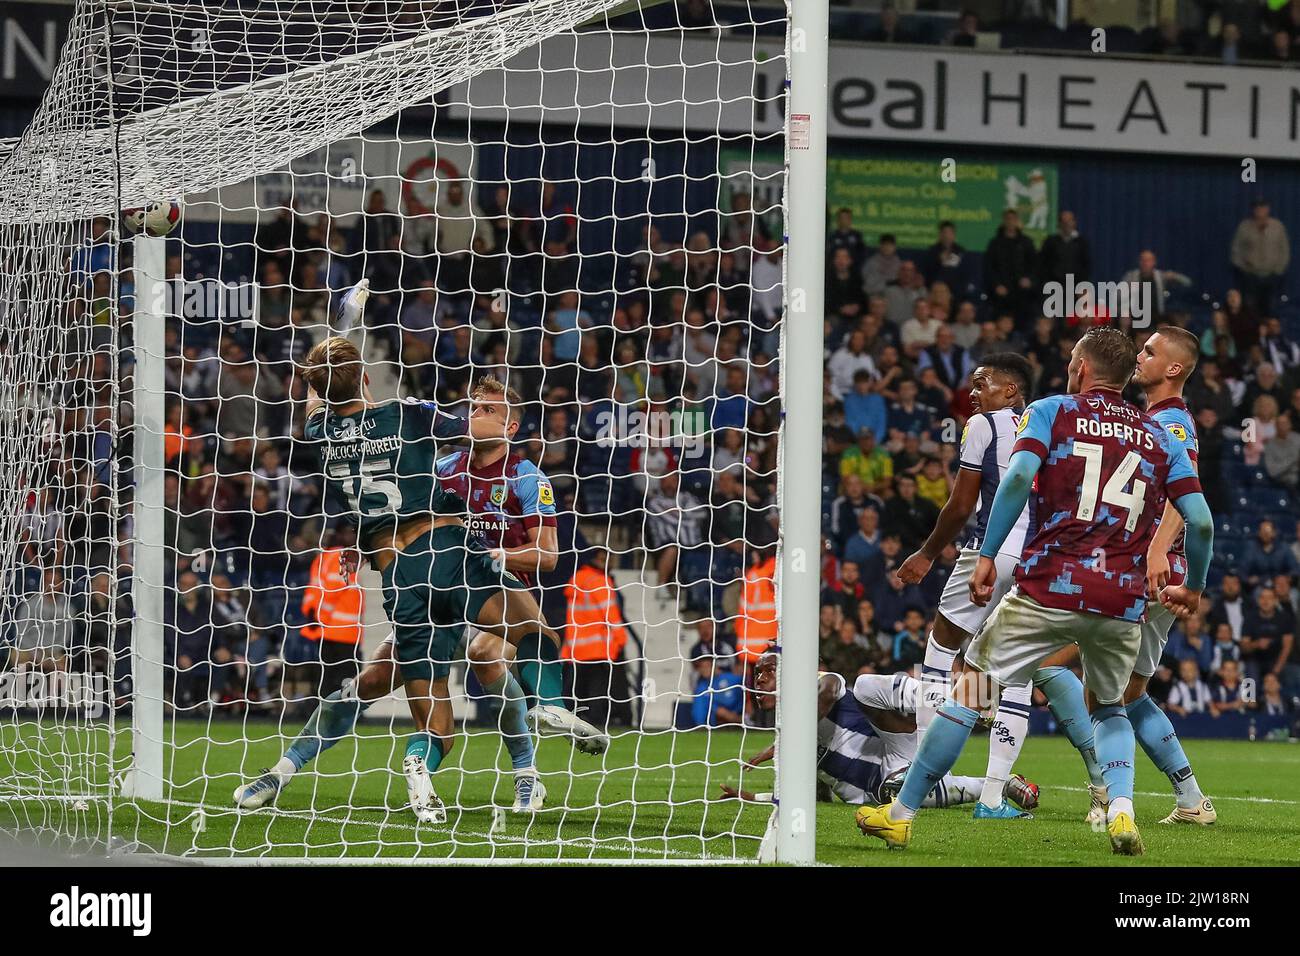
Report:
5,167,1299,738
832,0,1300,66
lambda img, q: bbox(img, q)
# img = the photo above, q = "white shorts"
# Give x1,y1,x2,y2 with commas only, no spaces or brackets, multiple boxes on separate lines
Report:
965,588,1142,705
938,548,1019,637
852,673,919,780
1132,603,1176,679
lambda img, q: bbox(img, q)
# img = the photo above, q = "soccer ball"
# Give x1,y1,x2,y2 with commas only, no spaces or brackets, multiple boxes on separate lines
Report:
121,200,180,237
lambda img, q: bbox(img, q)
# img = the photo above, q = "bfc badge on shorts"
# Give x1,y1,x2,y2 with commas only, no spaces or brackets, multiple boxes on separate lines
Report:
490,483,508,506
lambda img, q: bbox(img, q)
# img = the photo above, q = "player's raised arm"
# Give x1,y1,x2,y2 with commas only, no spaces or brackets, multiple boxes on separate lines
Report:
968,397,1055,606
898,415,988,584
1159,440,1213,618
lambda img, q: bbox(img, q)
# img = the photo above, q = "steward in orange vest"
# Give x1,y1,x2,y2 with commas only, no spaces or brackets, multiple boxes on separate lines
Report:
736,548,778,663
301,543,365,646
563,551,628,662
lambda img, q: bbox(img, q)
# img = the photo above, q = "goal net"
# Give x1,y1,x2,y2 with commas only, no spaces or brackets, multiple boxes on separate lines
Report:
0,0,797,862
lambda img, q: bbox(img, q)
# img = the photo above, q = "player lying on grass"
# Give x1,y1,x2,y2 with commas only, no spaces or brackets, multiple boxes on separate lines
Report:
234,330,561,819
857,327,1213,855
718,655,1039,811
898,353,1123,822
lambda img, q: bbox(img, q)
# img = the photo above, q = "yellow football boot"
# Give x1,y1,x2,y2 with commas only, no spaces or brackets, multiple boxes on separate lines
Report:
856,802,912,849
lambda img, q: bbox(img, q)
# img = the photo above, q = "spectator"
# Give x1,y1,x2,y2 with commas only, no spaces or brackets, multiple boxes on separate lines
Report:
821,617,876,682
843,369,888,441
689,655,743,727
1209,621,1242,675
1261,316,1300,376
921,221,972,296
689,617,736,672
1210,659,1248,716
828,330,878,399
881,474,939,554
887,380,937,438
843,506,883,567
1185,358,1236,426
1166,658,1212,716
983,209,1036,325
1166,612,1214,676
899,298,942,354
890,607,927,670
832,559,868,611
884,260,926,326
1208,572,1246,643
914,456,950,512
950,300,981,351
1230,199,1290,314
1255,673,1292,735
1193,406,1228,515
547,290,591,365
1239,362,1286,424
1240,585,1295,686
1037,210,1090,289
947,8,979,46
826,247,868,324
10,566,74,673
830,474,876,552
646,471,707,599
1121,249,1192,321
917,325,973,390
862,234,901,296
1264,412,1300,488
1240,520,1300,588
839,428,894,495
1211,21,1245,64
827,207,866,268
867,2,911,43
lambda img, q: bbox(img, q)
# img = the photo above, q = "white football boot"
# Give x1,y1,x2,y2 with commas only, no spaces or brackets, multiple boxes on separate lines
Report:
1085,782,1109,828
526,704,610,755
233,768,287,810
403,754,448,824
1160,798,1217,825
512,770,547,813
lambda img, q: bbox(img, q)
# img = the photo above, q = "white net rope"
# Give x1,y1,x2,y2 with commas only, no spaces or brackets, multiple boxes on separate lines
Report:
1,0,788,862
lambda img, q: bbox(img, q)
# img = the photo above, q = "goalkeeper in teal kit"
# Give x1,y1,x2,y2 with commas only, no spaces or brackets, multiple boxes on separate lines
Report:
233,329,579,820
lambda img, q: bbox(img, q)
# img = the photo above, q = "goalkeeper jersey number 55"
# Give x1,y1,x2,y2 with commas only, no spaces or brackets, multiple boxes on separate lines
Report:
304,397,468,541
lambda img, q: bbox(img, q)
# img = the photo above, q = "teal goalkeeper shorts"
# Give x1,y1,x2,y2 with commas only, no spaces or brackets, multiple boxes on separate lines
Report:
379,524,526,682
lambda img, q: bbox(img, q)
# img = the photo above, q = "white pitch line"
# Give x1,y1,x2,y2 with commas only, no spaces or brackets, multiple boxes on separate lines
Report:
162,797,752,861
1047,784,1300,806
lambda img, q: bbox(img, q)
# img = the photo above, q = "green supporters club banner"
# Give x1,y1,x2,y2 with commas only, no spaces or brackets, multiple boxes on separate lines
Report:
720,151,1058,249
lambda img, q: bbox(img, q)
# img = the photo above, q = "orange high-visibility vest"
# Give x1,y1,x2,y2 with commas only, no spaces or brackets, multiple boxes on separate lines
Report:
301,548,365,644
563,565,628,662
736,556,777,661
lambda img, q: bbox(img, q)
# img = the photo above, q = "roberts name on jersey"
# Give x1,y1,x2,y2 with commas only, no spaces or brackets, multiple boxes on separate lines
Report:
1011,389,1201,622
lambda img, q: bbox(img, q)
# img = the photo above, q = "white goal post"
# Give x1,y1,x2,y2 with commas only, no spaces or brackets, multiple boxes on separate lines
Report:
0,0,830,864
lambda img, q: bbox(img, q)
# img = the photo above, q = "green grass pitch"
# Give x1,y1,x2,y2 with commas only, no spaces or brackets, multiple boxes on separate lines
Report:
3,720,1297,865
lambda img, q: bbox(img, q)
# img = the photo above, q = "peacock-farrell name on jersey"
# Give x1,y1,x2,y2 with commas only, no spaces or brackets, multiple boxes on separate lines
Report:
303,396,471,547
